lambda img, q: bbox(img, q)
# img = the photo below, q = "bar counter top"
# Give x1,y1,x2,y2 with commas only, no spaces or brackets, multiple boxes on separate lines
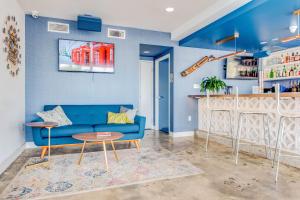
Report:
188,92,300,99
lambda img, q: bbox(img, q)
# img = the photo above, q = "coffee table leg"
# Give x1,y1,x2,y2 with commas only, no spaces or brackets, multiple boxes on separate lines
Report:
78,140,87,165
110,140,119,161
102,141,109,172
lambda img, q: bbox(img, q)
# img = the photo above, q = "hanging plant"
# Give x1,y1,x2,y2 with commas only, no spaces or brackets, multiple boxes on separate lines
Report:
200,76,227,93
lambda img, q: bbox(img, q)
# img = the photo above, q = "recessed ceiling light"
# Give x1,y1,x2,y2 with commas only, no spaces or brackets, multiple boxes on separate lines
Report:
260,41,268,45
272,38,279,41
165,7,174,13
143,51,150,54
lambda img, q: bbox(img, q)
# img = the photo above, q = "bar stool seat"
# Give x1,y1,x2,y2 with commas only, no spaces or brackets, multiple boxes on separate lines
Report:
235,108,271,165
237,110,268,114
279,112,300,118
273,84,300,182
205,90,237,153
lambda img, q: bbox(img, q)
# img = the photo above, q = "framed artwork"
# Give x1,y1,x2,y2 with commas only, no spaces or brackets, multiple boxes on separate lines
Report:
59,39,115,73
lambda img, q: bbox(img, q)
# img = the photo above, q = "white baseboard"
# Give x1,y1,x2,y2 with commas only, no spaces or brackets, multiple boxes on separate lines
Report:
26,142,37,149
0,144,25,175
170,131,195,138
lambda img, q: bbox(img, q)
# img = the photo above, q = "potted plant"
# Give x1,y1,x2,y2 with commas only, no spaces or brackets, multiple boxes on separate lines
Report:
200,76,227,94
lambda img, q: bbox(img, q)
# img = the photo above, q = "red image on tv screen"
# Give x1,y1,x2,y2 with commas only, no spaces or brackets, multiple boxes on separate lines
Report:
59,39,115,73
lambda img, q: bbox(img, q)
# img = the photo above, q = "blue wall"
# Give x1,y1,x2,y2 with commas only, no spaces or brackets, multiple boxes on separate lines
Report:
25,15,257,140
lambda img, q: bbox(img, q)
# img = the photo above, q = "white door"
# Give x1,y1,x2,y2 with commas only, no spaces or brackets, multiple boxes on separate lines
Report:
139,60,154,129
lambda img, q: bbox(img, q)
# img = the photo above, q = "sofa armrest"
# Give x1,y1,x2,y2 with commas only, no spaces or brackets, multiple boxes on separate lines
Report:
134,115,146,133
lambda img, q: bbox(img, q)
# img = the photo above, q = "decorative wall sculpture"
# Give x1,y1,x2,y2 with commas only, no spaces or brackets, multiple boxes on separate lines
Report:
2,15,21,77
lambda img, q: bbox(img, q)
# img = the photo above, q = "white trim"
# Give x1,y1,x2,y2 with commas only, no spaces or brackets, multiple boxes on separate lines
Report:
26,142,38,149
170,131,195,138
171,0,251,41
154,54,171,132
139,60,154,129
0,144,25,174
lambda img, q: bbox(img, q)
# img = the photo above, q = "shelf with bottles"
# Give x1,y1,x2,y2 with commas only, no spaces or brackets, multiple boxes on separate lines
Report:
262,47,300,68
263,63,300,81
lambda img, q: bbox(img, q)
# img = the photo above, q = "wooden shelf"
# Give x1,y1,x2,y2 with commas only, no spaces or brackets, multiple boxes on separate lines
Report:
263,60,300,69
264,76,300,82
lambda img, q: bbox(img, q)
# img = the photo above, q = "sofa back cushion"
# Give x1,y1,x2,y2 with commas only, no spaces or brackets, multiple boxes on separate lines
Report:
44,105,133,125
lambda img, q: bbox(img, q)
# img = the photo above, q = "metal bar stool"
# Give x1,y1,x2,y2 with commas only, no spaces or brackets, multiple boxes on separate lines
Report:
205,89,237,152
272,84,300,183
235,92,271,165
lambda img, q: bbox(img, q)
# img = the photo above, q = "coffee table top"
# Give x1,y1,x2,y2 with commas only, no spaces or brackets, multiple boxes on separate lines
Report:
26,122,58,128
72,132,123,142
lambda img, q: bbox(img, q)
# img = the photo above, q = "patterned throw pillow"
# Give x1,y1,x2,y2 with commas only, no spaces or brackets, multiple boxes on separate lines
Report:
120,106,137,123
107,112,132,124
37,106,72,127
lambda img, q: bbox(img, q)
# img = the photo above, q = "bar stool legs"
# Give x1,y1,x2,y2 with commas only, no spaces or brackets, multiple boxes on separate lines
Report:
235,113,271,165
205,110,234,152
235,113,243,165
272,116,285,183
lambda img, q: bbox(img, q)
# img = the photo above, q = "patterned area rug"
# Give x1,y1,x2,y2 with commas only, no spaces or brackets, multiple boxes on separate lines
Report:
1,148,203,200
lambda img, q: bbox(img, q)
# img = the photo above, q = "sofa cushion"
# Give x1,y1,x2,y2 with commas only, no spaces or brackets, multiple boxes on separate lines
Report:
41,125,93,138
43,105,134,125
94,124,139,133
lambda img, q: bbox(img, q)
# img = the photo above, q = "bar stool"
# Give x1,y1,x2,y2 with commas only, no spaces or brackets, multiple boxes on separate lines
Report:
235,93,271,165
273,84,300,182
205,89,237,152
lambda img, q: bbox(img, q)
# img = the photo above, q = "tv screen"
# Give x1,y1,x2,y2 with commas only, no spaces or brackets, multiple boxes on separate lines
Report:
225,56,258,80
58,39,115,73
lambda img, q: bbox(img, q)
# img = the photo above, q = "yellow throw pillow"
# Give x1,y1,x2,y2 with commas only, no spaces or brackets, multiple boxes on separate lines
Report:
107,112,133,124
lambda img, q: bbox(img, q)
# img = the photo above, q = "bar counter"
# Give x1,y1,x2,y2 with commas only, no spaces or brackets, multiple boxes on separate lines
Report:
191,92,300,156
188,92,300,99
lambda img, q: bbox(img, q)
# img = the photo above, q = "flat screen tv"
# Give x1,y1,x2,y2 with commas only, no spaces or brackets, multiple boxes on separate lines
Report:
225,56,258,80
58,39,115,73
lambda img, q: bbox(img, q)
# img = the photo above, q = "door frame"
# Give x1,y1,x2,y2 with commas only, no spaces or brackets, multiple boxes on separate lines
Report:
138,60,154,129
154,53,171,132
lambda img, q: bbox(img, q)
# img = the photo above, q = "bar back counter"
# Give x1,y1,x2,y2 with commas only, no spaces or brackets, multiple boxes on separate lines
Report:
189,93,300,167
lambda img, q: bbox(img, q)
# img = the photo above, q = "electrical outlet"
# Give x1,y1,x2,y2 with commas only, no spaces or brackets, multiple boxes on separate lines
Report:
188,115,192,122
193,84,200,89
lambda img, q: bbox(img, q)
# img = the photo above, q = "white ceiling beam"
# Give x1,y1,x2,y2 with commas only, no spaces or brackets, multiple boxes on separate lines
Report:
171,0,252,41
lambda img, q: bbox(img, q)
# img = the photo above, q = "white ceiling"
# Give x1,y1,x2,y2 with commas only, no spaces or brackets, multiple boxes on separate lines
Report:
17,0,251,40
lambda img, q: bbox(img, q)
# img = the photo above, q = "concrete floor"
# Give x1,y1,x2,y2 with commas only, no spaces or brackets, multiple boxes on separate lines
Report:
1,130,300,200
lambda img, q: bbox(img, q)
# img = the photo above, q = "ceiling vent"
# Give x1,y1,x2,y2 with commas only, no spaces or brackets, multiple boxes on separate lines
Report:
48,21,69,33
107,28,126,39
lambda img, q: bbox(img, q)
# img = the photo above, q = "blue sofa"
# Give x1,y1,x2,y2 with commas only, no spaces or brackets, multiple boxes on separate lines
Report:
31,105,146,148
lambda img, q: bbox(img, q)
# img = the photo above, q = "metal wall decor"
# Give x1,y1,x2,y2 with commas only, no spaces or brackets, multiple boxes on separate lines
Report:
3,15,21,77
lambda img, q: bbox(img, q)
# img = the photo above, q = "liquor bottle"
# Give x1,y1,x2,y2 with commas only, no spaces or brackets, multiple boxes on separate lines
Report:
289,66,294,77
294,65,297,76
270,68,274,79
286,53,290,63
295,52,300,61
282,65,287,77
281,54,285,64
291,52,295,62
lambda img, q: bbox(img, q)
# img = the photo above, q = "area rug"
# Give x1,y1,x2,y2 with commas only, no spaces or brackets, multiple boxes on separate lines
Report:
1,148,203,200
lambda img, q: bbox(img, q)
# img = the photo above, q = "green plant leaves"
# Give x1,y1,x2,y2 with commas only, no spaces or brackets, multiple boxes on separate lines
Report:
200,76,227,93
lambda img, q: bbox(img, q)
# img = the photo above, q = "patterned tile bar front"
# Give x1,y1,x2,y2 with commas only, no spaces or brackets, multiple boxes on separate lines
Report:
196,94,300,154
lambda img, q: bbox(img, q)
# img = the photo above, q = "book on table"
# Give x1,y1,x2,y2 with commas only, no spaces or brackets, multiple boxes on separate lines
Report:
96,132,112,137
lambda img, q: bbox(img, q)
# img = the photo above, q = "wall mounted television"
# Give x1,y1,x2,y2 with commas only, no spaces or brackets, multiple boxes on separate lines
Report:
225,56,258,80
58,39,115,73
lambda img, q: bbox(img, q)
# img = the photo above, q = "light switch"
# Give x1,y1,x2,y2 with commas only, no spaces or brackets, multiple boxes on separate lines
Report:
193,84,200,89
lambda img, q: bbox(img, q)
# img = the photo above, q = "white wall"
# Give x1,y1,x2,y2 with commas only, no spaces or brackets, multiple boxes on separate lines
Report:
0,0,25,173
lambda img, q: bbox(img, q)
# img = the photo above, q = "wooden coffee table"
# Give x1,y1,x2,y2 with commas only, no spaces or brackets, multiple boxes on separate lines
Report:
72,132,123,172
25,122,58,168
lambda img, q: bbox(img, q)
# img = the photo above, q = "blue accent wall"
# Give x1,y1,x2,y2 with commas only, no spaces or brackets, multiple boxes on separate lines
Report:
25,15,256,140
